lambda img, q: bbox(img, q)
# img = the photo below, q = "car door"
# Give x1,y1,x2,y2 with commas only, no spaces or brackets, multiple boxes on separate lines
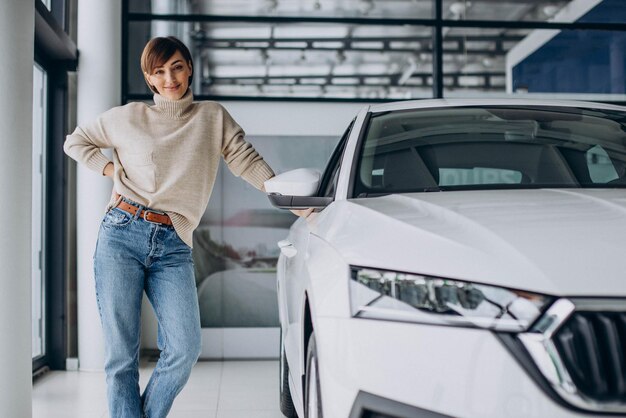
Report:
280,121,354,379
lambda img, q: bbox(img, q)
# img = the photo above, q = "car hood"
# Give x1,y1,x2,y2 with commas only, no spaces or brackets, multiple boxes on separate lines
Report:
315,189,626,296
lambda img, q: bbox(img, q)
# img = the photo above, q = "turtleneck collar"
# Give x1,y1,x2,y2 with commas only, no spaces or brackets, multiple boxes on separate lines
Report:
153,89,194,119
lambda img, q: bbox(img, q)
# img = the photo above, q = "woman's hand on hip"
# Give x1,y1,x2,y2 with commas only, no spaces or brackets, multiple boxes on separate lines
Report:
103,162,114,177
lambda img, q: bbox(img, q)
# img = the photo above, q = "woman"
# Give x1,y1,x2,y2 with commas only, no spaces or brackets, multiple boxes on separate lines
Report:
64,36,307,418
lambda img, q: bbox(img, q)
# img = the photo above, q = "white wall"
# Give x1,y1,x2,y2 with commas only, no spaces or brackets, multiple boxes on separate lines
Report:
222,101,367,137
0,1,34,416
76,0,122,371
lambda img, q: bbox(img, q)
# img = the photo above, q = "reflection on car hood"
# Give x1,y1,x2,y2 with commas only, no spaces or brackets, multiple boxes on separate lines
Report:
325,189,626,296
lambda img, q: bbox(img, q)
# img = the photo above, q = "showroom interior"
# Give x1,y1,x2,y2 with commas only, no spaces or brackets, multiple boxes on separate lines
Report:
1,0,626,417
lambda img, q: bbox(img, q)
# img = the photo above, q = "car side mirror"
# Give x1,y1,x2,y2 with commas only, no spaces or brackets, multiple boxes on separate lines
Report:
264,168,333,209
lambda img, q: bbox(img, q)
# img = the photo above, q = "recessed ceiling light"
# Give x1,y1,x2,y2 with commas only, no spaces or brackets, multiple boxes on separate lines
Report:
543,5,559,17
449,1,467,17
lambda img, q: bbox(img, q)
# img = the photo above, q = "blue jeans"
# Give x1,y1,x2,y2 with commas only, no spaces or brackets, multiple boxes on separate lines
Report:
93,198,202,418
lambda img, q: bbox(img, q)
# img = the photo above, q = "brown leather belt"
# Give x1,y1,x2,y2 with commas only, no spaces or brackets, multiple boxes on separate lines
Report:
115,200,173,226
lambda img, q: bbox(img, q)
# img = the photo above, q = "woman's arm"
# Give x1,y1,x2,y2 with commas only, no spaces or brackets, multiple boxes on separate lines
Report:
219,107,275,189
63,113,115,176
220,106,312,218
222,133,275,189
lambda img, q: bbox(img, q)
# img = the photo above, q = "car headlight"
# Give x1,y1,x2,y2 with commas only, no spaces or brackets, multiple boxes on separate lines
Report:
349,266,553,332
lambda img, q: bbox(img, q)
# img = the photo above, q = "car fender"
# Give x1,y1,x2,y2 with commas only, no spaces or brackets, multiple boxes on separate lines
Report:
306,233,352,319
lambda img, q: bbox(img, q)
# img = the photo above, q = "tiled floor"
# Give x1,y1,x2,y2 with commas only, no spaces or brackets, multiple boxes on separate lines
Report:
32,360,286,418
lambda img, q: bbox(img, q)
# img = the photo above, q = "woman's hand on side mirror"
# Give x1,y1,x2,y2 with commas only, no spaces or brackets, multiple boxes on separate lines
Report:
290,208,314,218
262,183,314,218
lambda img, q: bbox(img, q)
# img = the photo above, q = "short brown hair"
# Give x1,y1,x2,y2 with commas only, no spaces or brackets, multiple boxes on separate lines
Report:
140,36,194,94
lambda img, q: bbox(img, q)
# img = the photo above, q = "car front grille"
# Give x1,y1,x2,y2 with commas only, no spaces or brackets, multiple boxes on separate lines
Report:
515,298,626,414
552,311,626,403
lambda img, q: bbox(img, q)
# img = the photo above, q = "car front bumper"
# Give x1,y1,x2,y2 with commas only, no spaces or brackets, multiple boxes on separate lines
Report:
313,316,605,418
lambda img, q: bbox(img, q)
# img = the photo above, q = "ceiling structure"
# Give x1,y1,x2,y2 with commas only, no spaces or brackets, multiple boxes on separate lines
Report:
128,0,580,99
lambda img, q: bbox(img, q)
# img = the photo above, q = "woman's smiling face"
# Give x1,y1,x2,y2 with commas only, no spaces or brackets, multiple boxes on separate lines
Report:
145,50,193,100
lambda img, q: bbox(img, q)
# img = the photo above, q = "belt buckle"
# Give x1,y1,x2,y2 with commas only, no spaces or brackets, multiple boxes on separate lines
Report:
143,209,167,225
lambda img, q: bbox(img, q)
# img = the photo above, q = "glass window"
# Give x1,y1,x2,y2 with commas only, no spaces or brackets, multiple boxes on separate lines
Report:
125,0,626,101
510,29,626,98
442,0,576,22
353,106,626,197
441,27,531,97
443,27,626,101
442,0,626,24
127,21,432,100
32,64,47,359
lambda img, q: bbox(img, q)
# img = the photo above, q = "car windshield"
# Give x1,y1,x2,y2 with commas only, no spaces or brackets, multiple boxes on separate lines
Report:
352,105,626,197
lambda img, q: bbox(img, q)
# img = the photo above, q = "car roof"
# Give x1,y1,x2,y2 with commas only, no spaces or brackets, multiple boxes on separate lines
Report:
368,98,626,113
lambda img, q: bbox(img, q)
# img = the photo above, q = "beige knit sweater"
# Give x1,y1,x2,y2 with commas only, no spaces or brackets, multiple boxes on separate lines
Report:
63,90,275,248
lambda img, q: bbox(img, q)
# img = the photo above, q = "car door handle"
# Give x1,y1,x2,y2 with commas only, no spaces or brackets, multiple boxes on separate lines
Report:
278,239,298,258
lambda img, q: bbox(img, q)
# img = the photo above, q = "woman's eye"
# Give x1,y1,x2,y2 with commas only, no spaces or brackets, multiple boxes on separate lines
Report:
154,70,164,75
174,65,183,70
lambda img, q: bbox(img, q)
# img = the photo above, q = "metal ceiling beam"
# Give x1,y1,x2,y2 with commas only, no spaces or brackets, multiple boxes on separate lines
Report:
126,93,393,103
197,44,512,55
192,34,524,55
128,13,626,31
191,35,525,43
204,71,505,89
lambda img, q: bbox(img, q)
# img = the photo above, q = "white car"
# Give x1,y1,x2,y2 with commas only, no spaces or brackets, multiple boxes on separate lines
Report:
264,99,626,418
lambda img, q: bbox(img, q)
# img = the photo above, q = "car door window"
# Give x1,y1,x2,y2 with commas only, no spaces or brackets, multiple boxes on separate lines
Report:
318,121,353,197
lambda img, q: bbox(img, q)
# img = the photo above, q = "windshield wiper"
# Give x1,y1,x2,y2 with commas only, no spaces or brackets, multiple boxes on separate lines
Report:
357,186,442,198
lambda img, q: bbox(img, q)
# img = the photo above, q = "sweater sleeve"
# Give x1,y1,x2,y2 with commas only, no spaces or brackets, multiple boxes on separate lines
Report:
63,112,114,176
219,106,275,190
